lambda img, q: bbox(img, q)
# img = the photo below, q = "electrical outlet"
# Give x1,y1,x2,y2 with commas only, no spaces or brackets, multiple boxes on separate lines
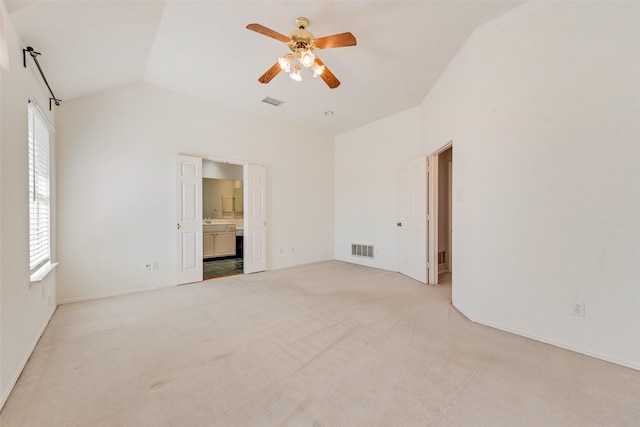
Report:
152,261,158,270
571,302,585,317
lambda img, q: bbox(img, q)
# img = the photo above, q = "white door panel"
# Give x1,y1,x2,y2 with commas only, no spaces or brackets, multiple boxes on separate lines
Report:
245,164,267,274
181,232,198,270
399,156,428,283
176,155,203,284
180,182,197,220
250,229,264,262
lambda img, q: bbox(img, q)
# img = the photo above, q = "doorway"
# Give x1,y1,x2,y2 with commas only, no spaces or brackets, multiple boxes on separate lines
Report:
202,160,244,280
428,143,453,294
176,156,266,285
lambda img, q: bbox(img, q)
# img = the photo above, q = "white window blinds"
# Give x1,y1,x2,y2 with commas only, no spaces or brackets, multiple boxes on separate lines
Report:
28,101,51,273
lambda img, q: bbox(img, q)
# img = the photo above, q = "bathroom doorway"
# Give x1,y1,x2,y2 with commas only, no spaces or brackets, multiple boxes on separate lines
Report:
429,143,453,297
176,156,266,285
202,160,244,280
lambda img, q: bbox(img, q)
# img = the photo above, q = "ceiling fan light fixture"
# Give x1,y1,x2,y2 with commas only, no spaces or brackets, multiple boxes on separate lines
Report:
278,54,293,72
312,63,325,77
299,49,315,68
290,65,302,82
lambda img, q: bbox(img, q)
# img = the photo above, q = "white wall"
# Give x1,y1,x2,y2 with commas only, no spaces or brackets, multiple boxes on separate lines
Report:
56,83,334,302
335,1,640,369
334,107,422,271
0,1,57,408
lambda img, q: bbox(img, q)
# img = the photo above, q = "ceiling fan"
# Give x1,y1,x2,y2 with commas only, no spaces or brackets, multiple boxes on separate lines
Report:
246,17,357,89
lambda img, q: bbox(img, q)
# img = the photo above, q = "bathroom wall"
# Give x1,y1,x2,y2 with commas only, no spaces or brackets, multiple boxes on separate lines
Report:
202,160,242,180
202,178,242,220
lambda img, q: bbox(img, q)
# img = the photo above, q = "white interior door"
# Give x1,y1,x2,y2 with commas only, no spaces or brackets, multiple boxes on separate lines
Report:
176,155,203,284
399,156,428,283
428,154,439,285
448,159,453,273
244,164,267,274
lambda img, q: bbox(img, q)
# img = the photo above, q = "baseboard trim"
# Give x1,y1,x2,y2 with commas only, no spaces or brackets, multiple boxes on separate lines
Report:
58,283,177,305
1,304,57,411
454,304,640,372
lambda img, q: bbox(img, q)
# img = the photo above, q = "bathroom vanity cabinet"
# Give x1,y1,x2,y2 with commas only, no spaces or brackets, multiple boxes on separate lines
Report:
203,224,236,259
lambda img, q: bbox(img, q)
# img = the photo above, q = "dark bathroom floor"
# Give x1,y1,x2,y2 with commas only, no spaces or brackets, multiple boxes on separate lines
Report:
203,257,244,280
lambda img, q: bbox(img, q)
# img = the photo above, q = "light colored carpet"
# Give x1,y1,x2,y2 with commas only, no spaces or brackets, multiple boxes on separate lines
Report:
2,261,639,426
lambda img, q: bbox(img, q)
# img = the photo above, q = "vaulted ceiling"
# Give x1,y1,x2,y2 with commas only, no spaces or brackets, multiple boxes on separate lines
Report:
7,1,524,134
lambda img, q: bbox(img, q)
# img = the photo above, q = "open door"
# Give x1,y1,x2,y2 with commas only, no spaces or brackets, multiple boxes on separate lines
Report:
176,155,203,284
244,164,267,274
428,143,453,285
398,156,428,283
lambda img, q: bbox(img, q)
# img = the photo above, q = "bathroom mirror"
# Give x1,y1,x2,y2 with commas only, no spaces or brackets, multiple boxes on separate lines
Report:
203,178,243,219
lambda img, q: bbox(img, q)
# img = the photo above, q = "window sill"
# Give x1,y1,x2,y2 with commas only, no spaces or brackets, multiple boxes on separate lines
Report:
30,262,58,283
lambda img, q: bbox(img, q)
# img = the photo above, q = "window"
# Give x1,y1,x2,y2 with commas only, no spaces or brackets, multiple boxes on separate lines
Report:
28,101,51,275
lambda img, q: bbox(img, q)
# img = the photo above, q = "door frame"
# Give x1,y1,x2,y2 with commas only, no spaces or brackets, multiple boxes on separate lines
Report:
177,154,267,283
202,156,264,276
428,142,453,285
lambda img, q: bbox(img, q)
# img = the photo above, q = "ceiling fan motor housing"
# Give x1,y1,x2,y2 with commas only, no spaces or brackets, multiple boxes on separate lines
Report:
295,17,309,29
289,17,314,51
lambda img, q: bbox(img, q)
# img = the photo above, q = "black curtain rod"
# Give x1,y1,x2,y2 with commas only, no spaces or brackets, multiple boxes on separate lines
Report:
23,46,61,111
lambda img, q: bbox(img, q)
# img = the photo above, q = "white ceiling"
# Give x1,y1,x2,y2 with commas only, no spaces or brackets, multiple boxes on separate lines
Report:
7,0,524,135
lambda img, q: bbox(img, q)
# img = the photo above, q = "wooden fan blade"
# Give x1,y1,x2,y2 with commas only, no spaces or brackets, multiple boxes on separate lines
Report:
313,32,357,49
314,57,340,89
258,62,282,84
246,23,291,43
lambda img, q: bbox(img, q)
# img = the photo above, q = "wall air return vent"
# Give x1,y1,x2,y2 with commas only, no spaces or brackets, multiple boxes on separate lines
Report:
351,244,374,259
262,96,285,107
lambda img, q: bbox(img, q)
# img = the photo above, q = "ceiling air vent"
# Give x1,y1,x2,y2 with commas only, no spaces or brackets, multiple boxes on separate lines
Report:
262,96,285,107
